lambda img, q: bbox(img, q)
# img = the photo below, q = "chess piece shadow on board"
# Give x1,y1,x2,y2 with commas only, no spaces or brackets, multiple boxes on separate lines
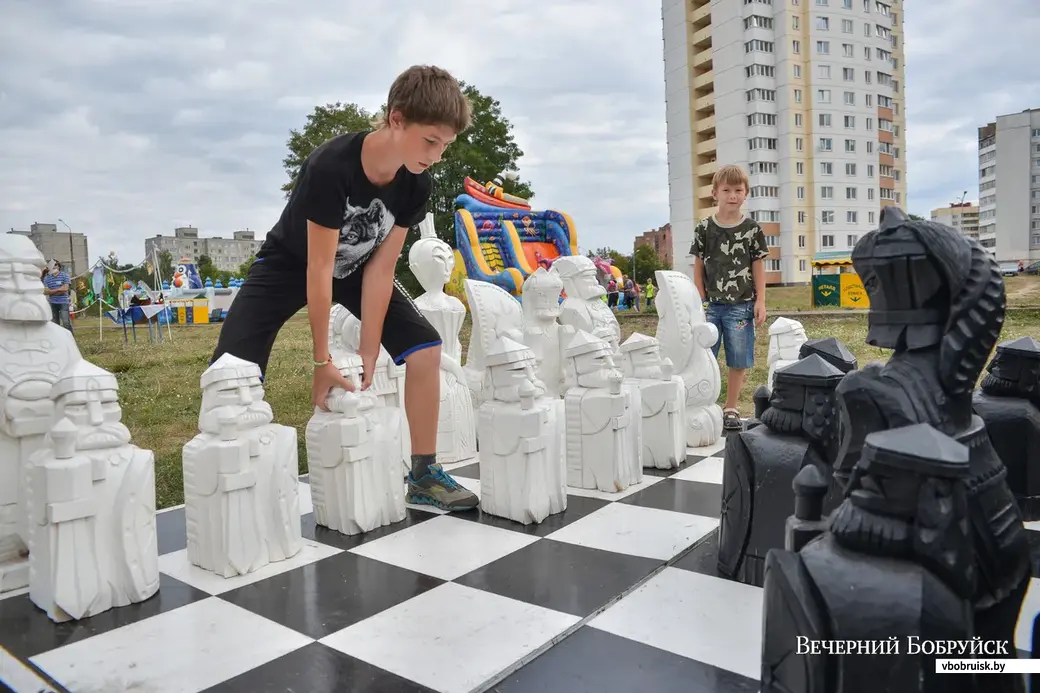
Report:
972,336,1040,521
760,423,982,693
830,207,1030,680
716,354,845,587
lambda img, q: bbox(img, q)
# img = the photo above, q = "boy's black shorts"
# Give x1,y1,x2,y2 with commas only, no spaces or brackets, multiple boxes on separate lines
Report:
210,251,442,376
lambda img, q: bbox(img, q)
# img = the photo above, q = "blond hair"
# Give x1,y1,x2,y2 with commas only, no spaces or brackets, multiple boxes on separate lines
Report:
712,164,749,192
377,65,472,134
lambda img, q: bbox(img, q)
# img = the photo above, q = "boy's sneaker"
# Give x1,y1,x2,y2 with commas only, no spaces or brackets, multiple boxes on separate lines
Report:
407,464,479,511
723,408,743,431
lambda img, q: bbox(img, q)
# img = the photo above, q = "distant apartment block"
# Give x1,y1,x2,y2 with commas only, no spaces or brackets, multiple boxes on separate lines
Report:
661,0,907,285
144,227,263,272
7,222,90,276
930,202,979,239
977,108,1040,263
634,223,674,267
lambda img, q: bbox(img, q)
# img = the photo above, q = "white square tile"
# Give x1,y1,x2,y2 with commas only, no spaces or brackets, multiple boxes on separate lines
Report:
590,567,762,680
348,514,538,581
545,502,719,561
321,582,580,693
567,475,663,501
0,586,28,602
671,456,724,485
30,598,313,693
1015,577,1040,651
1024,521,1040,532
298,481,313,516
158,539,343,595
688,439,727,458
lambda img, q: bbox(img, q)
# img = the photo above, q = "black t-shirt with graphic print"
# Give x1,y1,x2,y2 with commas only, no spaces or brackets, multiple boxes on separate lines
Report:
261,131,432,278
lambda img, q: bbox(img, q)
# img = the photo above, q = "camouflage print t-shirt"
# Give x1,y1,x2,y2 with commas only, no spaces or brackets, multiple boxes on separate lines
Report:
689,215,769,303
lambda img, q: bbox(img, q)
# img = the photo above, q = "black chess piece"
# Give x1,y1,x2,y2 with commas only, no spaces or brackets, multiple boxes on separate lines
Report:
717,354,845,586
799,336,858,374
973,336,1040,520
761,423,977,693
832,207,1029,690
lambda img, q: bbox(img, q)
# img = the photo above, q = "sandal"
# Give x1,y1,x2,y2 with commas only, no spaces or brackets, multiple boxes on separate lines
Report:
723,408,743,431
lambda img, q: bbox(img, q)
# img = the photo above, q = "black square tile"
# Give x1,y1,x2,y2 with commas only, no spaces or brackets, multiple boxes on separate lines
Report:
455,538,660,618
493,626,758,693
672,529,725,578
156,507,187,555
219,551,443,639
200,641,437,693
643,454,708,478
0,573,208,659
301,508,436,551
447,462,479,479
456,494,611,537
620,478,721,518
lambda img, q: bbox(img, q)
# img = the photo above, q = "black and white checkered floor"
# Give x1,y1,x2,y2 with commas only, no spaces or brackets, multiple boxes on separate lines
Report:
2,433,1039,693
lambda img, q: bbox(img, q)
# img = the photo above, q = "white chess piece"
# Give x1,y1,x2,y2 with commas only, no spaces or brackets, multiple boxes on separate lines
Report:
521,268,569,399
766,317,808,389
619,333,686,470
28,362,160,622
0,233,82,593
305,353,406,535
408,214,477,464
463,278,525,406
182,354,302,578
478,337,567,523
551,256,621,352
654,270,724,447
562,331,643,492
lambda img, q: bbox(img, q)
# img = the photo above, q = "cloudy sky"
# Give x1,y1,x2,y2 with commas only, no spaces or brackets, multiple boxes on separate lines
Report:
2,0,1038,270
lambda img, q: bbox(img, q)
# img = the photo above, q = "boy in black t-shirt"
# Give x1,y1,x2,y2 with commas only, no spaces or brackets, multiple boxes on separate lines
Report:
211,65,478,511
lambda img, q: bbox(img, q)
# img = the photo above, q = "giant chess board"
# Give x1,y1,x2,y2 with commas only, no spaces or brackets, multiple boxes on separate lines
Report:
3,429,1039,693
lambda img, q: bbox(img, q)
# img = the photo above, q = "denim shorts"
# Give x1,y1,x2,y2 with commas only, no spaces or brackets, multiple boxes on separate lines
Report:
706,300,756,370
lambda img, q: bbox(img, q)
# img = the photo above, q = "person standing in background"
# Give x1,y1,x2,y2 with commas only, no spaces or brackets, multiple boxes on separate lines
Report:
42,260,73,332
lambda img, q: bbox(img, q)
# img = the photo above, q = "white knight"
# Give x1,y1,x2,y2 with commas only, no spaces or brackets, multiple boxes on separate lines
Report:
28,362,160,622
654,270,723,447
182,354,302,578
0,233,82,593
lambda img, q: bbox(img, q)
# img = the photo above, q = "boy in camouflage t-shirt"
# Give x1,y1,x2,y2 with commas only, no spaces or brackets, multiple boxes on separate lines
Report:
690,164,769,429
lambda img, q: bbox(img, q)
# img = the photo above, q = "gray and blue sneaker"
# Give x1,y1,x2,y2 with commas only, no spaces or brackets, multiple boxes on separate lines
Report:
407,464,479,511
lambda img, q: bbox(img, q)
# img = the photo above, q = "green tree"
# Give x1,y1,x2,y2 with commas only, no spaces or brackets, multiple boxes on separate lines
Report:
237,256,256,277
155,250,174,284
280,83,533,295
908,213,926,221
631,244,669,282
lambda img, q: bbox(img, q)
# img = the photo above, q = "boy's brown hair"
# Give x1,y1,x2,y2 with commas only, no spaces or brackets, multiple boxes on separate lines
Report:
711,164,749,193
382,65,472,134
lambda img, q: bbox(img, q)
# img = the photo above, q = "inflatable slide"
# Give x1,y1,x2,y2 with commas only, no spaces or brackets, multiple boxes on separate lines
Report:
451,174,579,297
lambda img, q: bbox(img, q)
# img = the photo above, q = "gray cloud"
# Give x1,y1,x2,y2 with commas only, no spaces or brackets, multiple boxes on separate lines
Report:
1,0,1036,270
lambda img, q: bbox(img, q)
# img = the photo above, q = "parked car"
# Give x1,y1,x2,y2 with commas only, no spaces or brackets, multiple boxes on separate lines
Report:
999,262,1021,277
1024,261,1040,275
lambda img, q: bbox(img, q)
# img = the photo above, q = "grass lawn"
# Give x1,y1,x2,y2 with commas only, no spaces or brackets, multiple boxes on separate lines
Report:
71,275,1040,509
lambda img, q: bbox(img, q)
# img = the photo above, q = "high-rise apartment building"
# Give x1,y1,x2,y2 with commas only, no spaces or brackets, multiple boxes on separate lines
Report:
930,202,979,240
977,109,1040,263
662,0,907,284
